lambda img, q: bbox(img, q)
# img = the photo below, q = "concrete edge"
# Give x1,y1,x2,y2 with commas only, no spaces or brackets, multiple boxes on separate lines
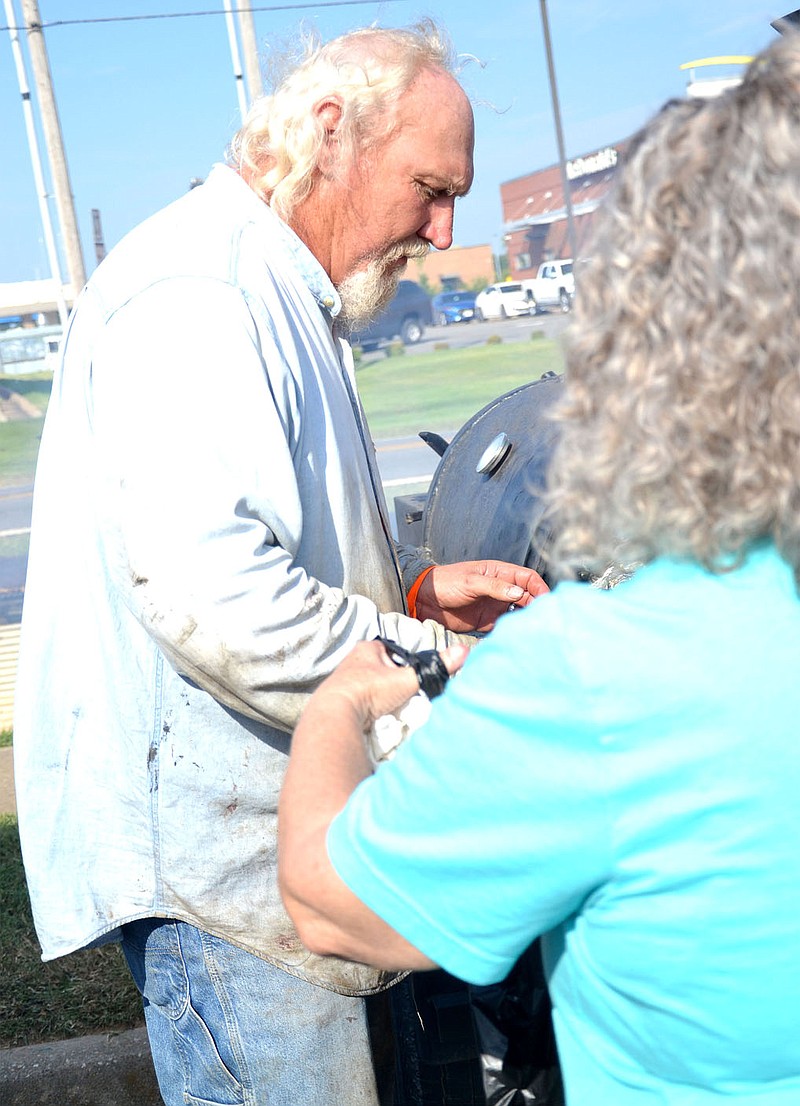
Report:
0,744,16,815
0,1026,161,1106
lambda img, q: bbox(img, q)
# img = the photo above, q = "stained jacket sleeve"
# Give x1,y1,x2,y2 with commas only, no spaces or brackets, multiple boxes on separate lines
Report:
86,277,462,732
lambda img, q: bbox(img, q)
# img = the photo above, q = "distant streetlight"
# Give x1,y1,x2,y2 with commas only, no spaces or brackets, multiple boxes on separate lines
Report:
221,0,248,121
221,0,263,120
4,0,68,325
493,237,502,281
538,0,578,261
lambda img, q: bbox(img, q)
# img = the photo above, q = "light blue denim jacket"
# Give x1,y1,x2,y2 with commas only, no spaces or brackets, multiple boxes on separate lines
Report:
13,165,457,994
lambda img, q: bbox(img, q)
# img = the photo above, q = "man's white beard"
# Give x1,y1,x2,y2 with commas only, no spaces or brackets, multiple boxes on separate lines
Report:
338,237,428,333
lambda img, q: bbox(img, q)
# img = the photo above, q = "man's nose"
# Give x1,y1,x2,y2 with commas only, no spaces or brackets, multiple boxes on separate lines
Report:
421,199,455,251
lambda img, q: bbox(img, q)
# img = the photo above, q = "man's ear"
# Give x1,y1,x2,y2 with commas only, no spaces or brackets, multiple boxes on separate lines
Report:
314,96,345,177
315,95,344,135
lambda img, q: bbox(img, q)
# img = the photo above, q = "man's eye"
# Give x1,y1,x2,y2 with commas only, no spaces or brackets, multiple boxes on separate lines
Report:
417,183,448,202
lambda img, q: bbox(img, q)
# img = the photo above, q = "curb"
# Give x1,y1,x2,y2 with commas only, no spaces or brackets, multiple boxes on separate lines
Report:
0,623,20,733
0,1026,161,1105
1,744,15,815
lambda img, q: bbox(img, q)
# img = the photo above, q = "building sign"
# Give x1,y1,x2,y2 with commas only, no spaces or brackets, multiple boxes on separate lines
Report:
566,146,618,181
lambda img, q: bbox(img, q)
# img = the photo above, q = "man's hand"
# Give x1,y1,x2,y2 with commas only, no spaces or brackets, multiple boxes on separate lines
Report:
416,560,549,633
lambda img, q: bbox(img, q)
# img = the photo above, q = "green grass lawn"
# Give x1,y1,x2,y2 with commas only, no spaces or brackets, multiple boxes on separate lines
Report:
0,417,45,489
0,372,50,488
356,337,563,438
0,815,143,1048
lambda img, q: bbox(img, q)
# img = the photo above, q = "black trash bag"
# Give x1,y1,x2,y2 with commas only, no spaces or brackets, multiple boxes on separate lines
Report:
390,952,563,1106
469,941,564,1106
391,969,487,1105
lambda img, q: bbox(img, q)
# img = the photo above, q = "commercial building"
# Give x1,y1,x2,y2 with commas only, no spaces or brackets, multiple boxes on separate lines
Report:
499,57,751,283
500,141,626,281
409,242,496,293
0,278,74,328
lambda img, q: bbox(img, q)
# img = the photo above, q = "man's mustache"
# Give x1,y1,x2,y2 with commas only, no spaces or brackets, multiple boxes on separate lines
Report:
380,237,429,264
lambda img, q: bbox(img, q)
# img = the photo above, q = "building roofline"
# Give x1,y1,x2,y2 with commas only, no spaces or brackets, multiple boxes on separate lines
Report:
500,140,626,190
503,198,603,234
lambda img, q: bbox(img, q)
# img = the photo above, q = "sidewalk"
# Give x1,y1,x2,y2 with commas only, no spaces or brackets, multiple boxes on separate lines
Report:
0,1028,161,1105
0,744,15,814
0,747,161,1105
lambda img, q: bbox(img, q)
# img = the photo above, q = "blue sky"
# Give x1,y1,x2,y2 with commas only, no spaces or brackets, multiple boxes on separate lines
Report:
0,1,782,284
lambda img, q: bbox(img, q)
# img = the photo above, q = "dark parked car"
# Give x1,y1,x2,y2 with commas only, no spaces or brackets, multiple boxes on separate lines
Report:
431,290,477,325
350,280,432,349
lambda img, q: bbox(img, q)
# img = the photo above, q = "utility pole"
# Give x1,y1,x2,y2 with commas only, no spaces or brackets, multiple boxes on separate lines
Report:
539,0,578,261
20,0,86,296
4,0,68,325
236,2,263,106
91,209,106,266
222,0,248,121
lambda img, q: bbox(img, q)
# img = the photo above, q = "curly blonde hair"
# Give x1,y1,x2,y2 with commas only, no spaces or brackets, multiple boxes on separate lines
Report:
544,32,800,586
226,20,456,222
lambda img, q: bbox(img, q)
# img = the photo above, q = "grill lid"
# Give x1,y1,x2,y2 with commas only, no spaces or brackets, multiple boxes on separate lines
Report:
421,373,563,579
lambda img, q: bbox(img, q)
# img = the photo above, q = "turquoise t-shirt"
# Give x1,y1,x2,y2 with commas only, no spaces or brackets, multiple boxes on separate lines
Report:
328,547,800,1104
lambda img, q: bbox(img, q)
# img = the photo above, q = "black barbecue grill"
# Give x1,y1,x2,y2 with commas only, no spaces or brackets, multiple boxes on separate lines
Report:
396,372,563,585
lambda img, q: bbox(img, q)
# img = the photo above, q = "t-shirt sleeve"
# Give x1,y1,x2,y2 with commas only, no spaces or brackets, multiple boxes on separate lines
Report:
326,590,614,985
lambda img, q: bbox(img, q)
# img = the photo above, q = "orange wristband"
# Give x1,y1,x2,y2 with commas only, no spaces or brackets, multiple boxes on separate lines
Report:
407,565,436,620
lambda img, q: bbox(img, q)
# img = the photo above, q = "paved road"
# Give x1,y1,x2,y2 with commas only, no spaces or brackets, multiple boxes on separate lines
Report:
0,443,435,610
0,484,33,536
0,486,31,623
375,433,444,483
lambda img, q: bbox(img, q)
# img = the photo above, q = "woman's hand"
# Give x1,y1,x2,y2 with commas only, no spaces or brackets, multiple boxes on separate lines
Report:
279,637,467,971
312,639,469,730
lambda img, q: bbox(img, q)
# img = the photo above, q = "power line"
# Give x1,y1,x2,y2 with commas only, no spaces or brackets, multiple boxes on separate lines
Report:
1,1,407,33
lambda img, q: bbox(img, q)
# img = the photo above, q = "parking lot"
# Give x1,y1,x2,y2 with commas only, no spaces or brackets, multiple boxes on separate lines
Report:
360,308,571,361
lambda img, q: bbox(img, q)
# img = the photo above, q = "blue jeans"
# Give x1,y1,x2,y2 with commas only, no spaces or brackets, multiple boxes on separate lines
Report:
121,918,392,1106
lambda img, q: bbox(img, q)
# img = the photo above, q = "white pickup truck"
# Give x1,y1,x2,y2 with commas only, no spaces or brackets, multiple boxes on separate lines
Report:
523,259,575,313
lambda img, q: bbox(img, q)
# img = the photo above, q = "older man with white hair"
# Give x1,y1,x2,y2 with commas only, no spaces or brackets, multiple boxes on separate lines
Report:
14,20,547,1106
